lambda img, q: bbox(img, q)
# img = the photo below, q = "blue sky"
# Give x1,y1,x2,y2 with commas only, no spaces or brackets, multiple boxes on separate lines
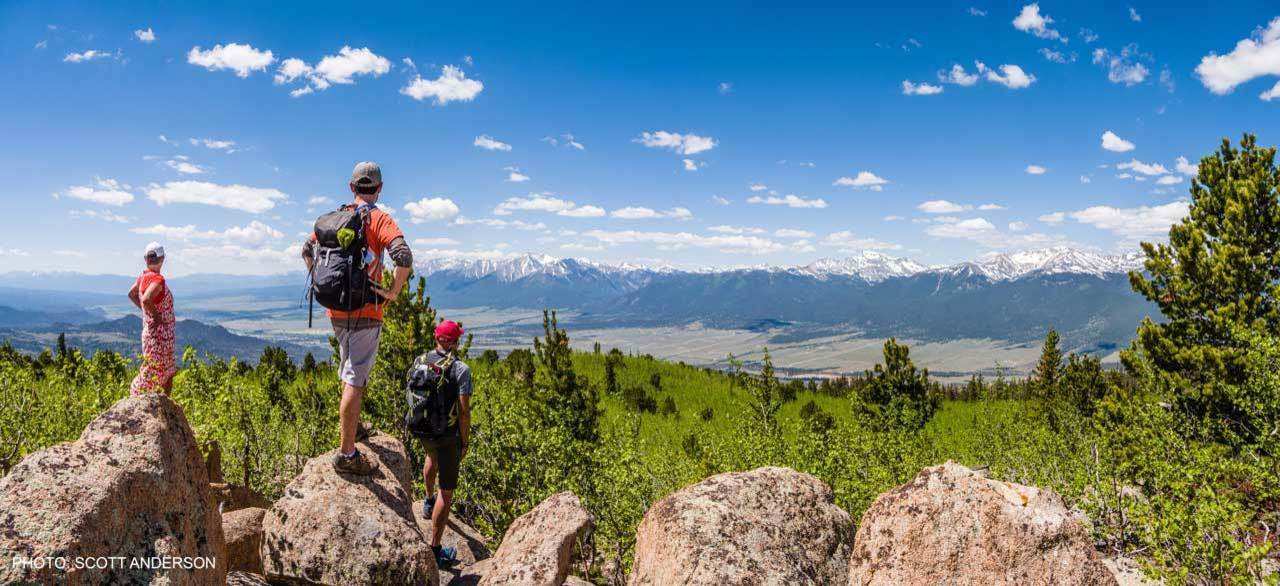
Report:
2,0,1279,276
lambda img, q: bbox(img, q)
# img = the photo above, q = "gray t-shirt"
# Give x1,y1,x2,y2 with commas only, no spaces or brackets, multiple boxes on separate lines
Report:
425,350,472,396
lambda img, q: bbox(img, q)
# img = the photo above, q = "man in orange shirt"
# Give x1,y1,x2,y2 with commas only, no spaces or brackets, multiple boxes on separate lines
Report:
302,161,414,474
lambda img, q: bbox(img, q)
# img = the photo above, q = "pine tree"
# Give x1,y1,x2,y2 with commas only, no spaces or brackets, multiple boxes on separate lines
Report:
1126,134,1280,385
856,338,938,431
1033,329,1063,398
533,310,601,443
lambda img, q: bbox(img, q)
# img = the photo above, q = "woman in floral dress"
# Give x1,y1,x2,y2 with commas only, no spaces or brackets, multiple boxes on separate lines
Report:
127,242,176,395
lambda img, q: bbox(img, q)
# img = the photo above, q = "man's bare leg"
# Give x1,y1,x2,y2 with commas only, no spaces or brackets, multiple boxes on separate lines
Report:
431,489,453,548
339,383,364,454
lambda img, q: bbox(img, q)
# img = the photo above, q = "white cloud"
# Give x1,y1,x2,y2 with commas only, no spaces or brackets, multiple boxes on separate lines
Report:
474,135,512,151
0,248,30,257
145,181,287,213
822,231,901,251
1039,212,1065,224
884,215,905,221
542,133,585,150
134,28,155,43
504,167,530,183
979,62,1036,89
635,131,717,155
924,217,1058,248
306,196,333,206
189,137,236,152
918,200,969,214
1009,221,1028,231
559,205,606,218
1156,175,1183,185
1013,3,1065,43
311,46,390,87
978,203,1006,210
1093,45,1150,86
1195,18,1280,96
1080,28,1099,43
682,159,706,172
708,225,766,235
132,220,283,246
583,229,786,255
969,7,987,17
939,64,980,86
453,216,547,231
746,194,828,208
187,43,275,77
902,80,944,95
711,195,731,206
748,183,768,192
53,249,86,258
718,82,733,94
176,243,304,275
493,194,603,218
834,171,889,191
1175,156,1199,176
1069,202,1188,240
775,228,815,238
1117,159,1169,175
69,209,132,223
401,65,484,105
1025,164,1047,175
164,159,206,174
1101,130,1136,152
273,58,312,84
63,49,114,63
1039,48,1074,64
1260,80,1280,101
1080,175,1092,183
610,206,692,220
414,237,461,247
57,178,135,206
401,197,460,223
1128,7,1142,22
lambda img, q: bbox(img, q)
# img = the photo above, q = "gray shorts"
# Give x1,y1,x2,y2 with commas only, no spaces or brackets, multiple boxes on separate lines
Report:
334,323,381,387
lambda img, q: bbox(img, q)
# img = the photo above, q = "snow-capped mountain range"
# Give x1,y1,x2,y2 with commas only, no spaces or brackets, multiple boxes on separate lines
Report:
417,247,1146,284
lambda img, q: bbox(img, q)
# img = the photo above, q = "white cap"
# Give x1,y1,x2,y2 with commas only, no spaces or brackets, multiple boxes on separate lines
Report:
144,242,165,258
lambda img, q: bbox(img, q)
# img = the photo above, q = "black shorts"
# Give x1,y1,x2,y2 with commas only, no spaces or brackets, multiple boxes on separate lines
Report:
421,435,462,491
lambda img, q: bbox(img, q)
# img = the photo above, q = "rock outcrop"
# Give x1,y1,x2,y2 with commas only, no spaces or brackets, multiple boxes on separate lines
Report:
223,507,266,573
479,491,594,586
847,462,1117,586
629,466,855,585
0,394,225,585
260,432,438,585
209,482,271,514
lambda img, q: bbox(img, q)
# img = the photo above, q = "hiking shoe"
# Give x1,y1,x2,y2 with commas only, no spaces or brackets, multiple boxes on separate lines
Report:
432,545,459,570
332,449,375,476
423,494,437,517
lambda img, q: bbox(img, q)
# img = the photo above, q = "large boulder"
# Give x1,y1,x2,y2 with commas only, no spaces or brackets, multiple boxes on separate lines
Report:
629,466,855,586
261,432,438,585
0,394,226,585
413,504,492,568
848,462,1117,585
479,491,593,586
223,507,266,573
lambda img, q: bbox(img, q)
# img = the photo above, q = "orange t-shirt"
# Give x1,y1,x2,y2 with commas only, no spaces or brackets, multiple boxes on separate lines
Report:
312,204,404,321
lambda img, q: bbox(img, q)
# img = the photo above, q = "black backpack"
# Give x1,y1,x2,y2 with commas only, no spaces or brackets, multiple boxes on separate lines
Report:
308,204,377,323
404,352,462,439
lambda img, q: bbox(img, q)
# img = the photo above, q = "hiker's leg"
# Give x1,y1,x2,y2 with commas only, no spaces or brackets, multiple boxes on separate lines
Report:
335,324,379,454
338,383,363,455
431,488,453,548
422,449,438,496
430,436,462,548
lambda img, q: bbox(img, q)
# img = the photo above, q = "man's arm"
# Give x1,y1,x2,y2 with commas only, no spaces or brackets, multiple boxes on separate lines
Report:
375,234,413,302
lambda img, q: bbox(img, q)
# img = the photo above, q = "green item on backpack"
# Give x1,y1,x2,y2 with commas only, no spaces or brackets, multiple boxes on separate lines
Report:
337,227,356,249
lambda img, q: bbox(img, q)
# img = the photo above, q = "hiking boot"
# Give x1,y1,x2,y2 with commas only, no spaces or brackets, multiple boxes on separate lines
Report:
423,494,437,517
432,545,459,570
332,449,375,475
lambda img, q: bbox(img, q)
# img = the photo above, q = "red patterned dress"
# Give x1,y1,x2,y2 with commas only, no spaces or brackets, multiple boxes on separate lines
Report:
130,270,176,395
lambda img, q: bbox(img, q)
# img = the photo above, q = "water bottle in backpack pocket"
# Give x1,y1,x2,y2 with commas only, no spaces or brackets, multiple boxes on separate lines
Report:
405,352,461,439
310,206,376,311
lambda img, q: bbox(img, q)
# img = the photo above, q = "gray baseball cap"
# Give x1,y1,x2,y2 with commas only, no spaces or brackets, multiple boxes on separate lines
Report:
350,161,382,187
